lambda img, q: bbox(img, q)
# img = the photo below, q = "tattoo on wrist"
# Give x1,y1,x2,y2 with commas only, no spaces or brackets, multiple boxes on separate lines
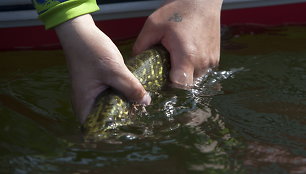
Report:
168,13,183,22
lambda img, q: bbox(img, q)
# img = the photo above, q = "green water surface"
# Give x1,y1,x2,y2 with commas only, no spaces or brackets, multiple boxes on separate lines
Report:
0,25,306,174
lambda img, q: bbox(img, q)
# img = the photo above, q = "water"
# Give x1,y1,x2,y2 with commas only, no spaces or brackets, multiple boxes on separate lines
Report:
1,25,306,174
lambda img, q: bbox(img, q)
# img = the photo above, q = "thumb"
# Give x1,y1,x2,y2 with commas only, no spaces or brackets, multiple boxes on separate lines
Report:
133,21,162,55
108,65,151,105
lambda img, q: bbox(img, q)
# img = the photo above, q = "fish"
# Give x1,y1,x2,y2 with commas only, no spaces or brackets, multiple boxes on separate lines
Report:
82,46,170,141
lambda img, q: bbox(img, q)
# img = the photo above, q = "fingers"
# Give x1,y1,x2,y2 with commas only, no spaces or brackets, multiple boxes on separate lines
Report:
73,84,108,124
168,49,195,87
192,52,219,78
107,65,151,105
167,45,219,87
133,18,162,55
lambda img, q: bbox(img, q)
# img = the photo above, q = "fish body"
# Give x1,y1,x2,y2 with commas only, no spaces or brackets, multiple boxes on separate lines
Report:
83,46,170,141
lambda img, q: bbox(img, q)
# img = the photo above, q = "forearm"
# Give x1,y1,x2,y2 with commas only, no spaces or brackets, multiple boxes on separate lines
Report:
54,14,123,79
55,14,108,72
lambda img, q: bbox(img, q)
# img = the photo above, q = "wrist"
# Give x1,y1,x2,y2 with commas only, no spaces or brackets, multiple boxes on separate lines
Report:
54,14,102,76
55,14,96,39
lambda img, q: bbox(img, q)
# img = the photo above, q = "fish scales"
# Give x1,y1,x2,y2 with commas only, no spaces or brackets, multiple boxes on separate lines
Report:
83,46,170,141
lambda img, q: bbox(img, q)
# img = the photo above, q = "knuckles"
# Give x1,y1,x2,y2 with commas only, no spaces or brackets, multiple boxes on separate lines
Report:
182,47,220,78
184,48,220,69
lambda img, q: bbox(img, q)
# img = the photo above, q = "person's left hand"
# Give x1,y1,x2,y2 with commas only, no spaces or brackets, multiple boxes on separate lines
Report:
133,0,223,87
55,14,150,123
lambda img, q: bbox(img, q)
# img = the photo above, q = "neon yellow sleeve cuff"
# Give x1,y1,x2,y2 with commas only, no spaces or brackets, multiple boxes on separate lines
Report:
38,0,100,29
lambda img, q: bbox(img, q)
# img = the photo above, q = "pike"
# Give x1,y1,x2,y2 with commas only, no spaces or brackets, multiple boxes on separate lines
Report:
83,46,170,141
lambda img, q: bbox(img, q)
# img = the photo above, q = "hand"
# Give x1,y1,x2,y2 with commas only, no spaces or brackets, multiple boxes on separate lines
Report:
55,14,150,123
133,0,223,87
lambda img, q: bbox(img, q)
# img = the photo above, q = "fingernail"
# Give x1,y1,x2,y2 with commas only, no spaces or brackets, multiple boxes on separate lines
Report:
139,92,151,105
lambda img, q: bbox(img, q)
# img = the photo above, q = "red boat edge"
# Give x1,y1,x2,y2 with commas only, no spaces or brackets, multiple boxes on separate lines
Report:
1,1,306,51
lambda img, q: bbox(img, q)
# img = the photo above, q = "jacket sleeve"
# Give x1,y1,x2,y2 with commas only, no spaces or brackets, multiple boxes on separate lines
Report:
32,0,100,29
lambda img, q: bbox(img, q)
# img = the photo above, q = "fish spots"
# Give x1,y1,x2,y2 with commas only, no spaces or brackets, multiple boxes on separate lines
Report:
158,68,163,76
84,47,170,141
151,69,155,76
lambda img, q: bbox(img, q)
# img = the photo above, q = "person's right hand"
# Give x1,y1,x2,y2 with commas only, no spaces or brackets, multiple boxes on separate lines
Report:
55,14,150,123
133,0,222,87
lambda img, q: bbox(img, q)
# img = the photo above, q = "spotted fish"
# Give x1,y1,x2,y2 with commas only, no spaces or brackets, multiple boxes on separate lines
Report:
83,46,170,141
